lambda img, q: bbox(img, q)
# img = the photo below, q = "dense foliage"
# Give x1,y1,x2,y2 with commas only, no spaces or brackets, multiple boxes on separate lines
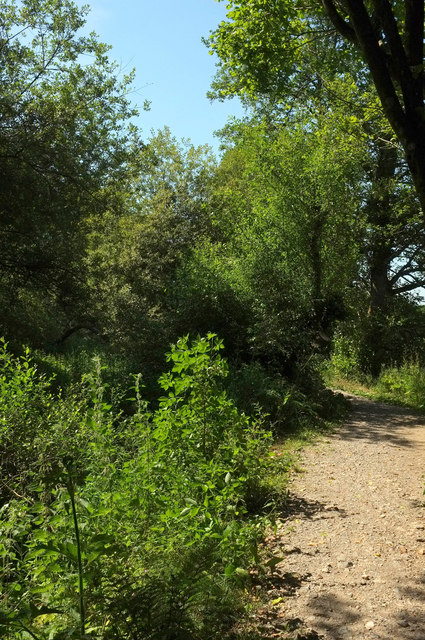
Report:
208,0,425,214
206,0,425,378
0,0,144,349
2,0,425,637
0,336,278,639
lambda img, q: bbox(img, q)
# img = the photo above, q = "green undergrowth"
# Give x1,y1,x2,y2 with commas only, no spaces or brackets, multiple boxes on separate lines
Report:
226,361,348,439
323,330,425,412
0,336,346,640
325,360,425,412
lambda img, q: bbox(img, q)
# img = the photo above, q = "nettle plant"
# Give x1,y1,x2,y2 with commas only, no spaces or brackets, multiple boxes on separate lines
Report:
150,335,272,556
0,335,273,640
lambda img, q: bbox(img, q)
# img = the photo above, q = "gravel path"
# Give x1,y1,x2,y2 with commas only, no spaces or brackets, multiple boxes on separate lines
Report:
259,394,425,640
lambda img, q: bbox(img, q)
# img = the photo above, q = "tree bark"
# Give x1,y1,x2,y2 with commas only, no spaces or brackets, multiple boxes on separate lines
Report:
365,145,398,314
369,247,393,313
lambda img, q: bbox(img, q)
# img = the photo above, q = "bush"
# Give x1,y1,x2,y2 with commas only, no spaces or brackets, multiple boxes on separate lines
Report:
327,301,425,381
325,331,362,381
227,361,312,435
376,360,425,409
0,335,273,640
227,360,347,437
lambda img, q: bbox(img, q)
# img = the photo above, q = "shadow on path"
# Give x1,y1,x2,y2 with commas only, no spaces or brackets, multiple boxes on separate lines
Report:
336,393,425,449
248,394,425,639
279,494,327,520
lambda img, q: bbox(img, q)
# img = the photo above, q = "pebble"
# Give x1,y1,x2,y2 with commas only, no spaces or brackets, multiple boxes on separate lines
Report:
262,401,425,639
339,560,353,568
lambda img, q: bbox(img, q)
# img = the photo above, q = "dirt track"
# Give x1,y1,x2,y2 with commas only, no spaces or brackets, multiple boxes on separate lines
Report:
258,394,425,640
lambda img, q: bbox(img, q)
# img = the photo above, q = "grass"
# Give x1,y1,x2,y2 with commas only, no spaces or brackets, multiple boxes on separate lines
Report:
327,364,425,412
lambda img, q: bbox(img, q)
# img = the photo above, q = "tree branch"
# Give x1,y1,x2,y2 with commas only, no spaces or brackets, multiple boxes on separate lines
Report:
371,0,420,111
320,0,358,44
342,0,408,143
55,324,105,345
405,0,424,69
393,278,425,294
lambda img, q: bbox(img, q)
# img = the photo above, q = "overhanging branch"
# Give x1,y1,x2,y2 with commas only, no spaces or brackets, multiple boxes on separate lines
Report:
320,0,358,43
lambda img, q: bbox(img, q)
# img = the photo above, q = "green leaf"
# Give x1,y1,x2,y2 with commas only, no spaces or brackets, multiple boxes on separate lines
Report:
265,556,284,571
224,564,235,577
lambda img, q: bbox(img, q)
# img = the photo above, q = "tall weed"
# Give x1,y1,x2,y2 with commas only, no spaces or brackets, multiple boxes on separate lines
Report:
376,360,425,409
0,335,273,640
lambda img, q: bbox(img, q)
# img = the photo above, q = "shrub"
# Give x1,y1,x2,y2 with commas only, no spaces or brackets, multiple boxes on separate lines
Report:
228,360,346,437
376,360,425,410
325,331,362,381
0,335,273,640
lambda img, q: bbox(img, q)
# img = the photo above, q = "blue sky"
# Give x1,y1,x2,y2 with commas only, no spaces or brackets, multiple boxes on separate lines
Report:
78,0,244,151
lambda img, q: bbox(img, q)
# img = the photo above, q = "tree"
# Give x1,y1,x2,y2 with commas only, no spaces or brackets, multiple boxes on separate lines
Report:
362,143,425,313
207,1,425,313
0,0,142,346
207,0,425,214
83,129,217,379
320,0,425,214
178,113,367,375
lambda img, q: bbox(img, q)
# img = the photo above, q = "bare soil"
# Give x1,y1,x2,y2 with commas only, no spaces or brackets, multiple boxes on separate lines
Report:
254,393,425,640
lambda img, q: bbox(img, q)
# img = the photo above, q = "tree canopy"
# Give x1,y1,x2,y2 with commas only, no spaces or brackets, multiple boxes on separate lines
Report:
207,0,425,213
0,0,143,345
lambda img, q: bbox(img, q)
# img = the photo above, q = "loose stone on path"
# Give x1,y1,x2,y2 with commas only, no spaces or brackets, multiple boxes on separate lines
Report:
266,394,425,640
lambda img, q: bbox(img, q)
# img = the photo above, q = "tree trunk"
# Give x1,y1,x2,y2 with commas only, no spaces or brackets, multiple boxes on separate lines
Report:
368,247,393,314
365,145,398,314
